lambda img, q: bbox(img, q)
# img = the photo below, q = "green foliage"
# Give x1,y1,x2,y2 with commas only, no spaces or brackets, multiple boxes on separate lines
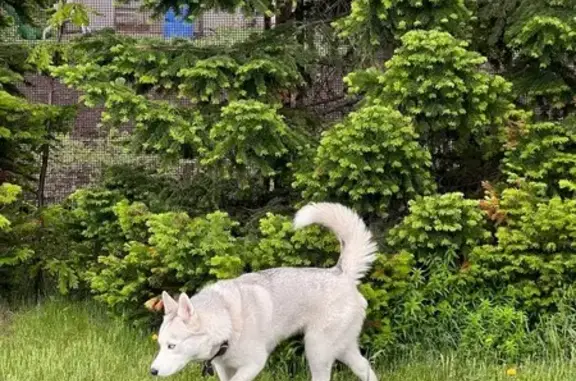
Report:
505,1,576,69
505,0,576,113
346,30,513,146
0,43,31,95
202,100,308,186
335,0,473,57
0,196,91,296
249,212,339,271
61,176,344,324
473,0,576,117
65,184,346,323
0,182,34,270
0,87,75,189
0,1,43,40
0,0,47,34
387,193,491,267
78,192,244,323
460,299,530,360
359,193,492,352
0,182,21,230
471,182,576,316
504,118,576,196
177,55,238,103
66,187,126,252
294,105,434,217
345,30,516,192
0,39,75,208
52,30,315,172
45,0,91,32
0,40,77,297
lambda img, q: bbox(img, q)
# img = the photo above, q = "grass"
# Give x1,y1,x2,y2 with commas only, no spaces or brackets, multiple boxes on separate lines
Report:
1,300,576,381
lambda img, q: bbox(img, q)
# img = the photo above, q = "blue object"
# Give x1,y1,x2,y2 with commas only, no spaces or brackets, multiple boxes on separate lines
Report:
163,6,194,39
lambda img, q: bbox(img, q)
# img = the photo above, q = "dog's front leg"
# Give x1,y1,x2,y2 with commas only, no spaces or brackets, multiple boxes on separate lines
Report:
213,362,235,381
227,358,266,381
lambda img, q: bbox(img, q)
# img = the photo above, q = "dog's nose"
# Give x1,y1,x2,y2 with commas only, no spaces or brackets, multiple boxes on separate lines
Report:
150,368,159,376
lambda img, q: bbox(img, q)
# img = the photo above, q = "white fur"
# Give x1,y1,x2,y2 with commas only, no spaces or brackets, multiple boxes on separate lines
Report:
151,202,378,381
293,202,377,283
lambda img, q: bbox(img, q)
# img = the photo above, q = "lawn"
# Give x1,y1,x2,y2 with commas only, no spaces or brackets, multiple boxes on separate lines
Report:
1,300,575,381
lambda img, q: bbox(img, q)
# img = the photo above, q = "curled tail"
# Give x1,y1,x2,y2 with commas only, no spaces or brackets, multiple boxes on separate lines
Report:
293,202,377,283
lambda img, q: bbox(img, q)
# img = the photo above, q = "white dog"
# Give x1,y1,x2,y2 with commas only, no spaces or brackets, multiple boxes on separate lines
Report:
150,202,379,381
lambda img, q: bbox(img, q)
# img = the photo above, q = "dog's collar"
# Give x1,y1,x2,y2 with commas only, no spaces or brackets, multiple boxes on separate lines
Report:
201,341,229,377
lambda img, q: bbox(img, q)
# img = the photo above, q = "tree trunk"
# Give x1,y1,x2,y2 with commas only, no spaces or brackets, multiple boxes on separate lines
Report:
37,24,64,208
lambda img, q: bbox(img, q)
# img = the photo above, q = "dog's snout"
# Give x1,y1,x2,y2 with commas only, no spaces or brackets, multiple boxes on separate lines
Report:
150,368,159,376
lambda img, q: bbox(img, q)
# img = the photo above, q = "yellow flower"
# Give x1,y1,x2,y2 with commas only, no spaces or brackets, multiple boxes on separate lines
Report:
151,334,158,341
506,367,517,376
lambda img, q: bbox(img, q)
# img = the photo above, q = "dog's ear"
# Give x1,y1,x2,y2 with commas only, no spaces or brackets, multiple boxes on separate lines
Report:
177,292,196,322
162,291,178,316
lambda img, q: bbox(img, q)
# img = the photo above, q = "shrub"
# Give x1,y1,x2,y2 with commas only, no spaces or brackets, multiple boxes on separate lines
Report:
85,200,243,324
249,212,340,271
459,299,530,361
201,100,308,187
0,182,21,231
0,191,90,297
345,30,516,193
360,193,492,352
294,105,434,218
503,118,576,197
387,193,492,269
471,182,576,317
335,0,472,56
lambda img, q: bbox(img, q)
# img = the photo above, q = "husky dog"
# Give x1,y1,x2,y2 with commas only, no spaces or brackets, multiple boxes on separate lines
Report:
150,202,379,381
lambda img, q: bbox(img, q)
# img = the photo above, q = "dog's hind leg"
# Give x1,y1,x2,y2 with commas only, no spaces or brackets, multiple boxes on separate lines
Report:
338,345,378,381
305,332,337,381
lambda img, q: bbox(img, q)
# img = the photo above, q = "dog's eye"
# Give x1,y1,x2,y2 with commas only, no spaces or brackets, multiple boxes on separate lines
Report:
167,344,175,350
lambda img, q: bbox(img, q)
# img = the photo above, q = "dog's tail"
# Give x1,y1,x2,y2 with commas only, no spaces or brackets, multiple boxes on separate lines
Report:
293,202,377,283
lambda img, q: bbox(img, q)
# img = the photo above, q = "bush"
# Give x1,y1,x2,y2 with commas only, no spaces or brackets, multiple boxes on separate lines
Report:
0,182,21,231
344,29,516,193
387,193,492,269
359,193,492,352
66,191,347,325
459,299,530,361
471,181,576,317
294,105,434,218
77,193,244,324
504,118,576,197
0,194,89,297
249,212,340,271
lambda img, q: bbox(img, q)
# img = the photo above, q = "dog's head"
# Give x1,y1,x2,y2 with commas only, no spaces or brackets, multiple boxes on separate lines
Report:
150,292,223,377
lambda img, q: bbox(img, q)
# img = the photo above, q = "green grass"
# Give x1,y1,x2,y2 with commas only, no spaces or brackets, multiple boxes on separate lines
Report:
1,300,576,381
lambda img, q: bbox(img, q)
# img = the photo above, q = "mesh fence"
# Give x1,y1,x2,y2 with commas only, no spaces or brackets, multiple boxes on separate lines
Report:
6,0,348,203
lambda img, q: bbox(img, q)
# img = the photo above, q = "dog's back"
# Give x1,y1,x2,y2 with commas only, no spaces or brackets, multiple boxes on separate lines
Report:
222,202,377,350
253,267,368,341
